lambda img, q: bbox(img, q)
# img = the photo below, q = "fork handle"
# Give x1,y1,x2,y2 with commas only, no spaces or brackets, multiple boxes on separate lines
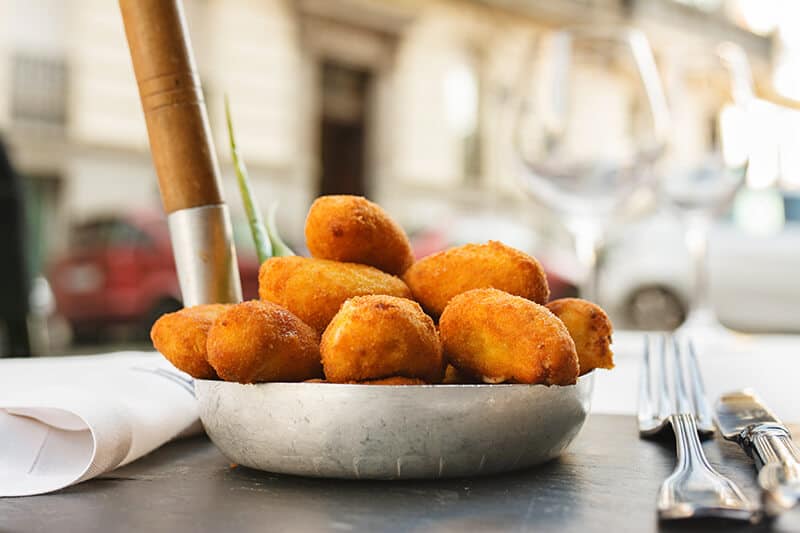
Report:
660,413,755,521
747,425,800,516
670,413,714,472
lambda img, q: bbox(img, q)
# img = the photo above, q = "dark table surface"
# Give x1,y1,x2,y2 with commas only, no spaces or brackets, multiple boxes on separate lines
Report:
3,414,799,533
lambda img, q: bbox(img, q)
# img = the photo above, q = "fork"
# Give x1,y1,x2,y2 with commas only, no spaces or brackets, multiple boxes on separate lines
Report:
638,334,758,521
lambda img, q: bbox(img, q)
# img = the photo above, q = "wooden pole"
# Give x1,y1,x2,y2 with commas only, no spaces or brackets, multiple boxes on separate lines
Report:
119,0,223,214
119,0,242,307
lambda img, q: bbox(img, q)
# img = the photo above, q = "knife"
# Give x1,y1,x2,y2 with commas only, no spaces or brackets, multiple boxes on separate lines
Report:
715,390,800,517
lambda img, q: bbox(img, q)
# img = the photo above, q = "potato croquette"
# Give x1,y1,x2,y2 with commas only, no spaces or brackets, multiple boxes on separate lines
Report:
150,304,229,379
259,256,412,334
403,241,550,317
206,300,322,384
321,295,444,383
305,195,415,276
440,288,579,386
546,298,614,375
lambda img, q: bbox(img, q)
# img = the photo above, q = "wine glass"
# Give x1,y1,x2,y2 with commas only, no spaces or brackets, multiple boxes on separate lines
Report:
661,42,754,331
514,26,670,302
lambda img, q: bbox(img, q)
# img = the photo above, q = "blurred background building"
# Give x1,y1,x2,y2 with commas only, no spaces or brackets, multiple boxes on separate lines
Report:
1,0,799,351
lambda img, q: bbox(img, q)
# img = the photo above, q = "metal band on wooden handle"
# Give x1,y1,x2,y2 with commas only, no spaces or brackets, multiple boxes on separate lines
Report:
119,0,223,213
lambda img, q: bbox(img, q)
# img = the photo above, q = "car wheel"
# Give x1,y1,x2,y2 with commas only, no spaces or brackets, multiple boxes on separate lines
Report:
626,286,686,331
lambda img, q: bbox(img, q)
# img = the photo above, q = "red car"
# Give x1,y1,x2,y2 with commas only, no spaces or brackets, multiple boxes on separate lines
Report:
50,211,260,342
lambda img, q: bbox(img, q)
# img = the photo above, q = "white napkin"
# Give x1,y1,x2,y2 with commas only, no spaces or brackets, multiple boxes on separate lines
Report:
0,352,201,497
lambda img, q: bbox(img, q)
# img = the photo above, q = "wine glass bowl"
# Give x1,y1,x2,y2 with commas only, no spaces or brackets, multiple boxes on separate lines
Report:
662,43,753,215
662,157,747,214
514,26,669,300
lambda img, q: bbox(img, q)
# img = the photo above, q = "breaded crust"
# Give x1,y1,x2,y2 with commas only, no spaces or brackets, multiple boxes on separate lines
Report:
403,241,550,317
321,295,444,383
150,304,229,379
440,288,578,385
259,256,412,334
305,195,415,276
546,298,614,375
206,300,322,383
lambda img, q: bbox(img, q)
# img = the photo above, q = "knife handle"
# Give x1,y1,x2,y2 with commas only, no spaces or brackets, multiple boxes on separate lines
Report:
747,424,800,516
750,425,800,468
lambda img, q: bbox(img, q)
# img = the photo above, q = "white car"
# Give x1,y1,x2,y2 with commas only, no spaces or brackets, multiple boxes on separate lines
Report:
599,192,800,332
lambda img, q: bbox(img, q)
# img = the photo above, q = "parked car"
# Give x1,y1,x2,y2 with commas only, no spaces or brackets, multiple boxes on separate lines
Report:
599,190,800,332
49,211,260,343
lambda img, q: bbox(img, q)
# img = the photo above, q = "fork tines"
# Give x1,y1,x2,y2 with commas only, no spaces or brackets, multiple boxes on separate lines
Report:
638,334,714,437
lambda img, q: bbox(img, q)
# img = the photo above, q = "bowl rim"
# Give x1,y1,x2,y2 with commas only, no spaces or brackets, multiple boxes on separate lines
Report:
193,369,595,390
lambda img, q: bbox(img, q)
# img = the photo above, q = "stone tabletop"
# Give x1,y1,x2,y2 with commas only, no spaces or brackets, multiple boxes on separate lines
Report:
3,414,799,533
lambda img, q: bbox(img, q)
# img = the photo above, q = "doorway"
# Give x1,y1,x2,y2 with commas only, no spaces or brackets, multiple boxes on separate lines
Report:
318,61,372,197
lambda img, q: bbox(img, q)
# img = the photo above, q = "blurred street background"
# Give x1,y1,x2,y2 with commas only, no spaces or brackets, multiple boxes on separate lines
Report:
1,0,800,355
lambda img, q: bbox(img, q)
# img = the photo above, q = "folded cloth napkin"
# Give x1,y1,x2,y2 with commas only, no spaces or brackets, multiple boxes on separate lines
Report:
0,352,200,497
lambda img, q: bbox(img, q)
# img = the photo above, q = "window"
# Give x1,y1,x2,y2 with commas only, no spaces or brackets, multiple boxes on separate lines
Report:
443,58,482,184
11,54,68,128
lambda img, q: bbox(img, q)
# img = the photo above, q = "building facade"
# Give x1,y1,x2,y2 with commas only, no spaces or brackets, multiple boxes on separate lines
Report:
0,0,770,274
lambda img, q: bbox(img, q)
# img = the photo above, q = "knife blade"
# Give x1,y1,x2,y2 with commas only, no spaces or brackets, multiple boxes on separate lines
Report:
715,390,800,517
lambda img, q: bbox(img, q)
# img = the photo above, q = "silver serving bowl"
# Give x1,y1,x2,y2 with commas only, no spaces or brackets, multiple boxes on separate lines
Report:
195,373,594,480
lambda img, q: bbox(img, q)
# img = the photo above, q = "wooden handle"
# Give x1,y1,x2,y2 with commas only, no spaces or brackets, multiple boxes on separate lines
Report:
119,0,222,213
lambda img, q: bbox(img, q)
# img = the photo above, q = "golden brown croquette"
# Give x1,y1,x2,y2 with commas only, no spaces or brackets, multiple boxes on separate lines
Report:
259,256,412,334
321,295,443,383
206,300,322,383
403,241,550,317
150,304,230,379
546,298,614,375
305,195,415,276
439,288,578,385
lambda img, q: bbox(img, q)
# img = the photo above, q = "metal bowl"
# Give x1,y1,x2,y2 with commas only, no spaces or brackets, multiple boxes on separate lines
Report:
195,373,594,480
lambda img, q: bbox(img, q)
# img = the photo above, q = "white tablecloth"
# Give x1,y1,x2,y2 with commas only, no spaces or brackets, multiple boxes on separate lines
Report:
593,330,800,423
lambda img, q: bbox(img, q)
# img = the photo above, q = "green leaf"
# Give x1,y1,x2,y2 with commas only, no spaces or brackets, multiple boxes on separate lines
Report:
266,201,295,257
225,95,272,263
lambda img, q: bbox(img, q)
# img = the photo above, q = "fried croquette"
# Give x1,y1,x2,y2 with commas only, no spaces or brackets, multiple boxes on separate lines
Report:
305,195,415,276
403,241,550,317
150,304,229,379
259,256,412,333
206,300,322,383
440,288,579,386
320,295,444,383
546,298,614,375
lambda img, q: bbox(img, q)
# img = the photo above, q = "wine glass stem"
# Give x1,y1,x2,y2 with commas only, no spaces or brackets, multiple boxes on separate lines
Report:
684,212,713,322
572,225,602,302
